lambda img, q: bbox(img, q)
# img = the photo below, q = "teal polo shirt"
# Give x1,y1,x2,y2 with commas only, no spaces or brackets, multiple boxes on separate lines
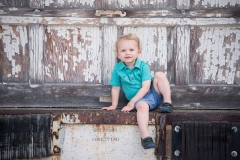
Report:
110,58,152,100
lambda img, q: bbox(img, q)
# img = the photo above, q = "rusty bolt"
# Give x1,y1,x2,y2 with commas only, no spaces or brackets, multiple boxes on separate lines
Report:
53,145,61,154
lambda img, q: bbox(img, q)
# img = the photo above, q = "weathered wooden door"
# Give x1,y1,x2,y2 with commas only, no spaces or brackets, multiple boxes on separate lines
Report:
0,0,240,160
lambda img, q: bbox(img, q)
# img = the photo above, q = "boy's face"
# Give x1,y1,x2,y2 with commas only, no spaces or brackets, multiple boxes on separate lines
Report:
116,39,141,68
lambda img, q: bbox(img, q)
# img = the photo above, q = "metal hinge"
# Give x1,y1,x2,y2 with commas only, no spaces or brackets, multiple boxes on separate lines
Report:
95,10,126,17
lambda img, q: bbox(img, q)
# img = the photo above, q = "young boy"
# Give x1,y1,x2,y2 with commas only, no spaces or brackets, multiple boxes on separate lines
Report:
101,33,173,149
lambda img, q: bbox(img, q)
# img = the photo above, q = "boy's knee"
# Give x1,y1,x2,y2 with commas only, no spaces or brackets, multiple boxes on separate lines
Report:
136,101,149,111
154,72,166,80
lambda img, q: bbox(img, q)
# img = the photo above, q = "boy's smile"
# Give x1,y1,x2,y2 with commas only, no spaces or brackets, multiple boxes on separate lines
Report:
116,39,141,69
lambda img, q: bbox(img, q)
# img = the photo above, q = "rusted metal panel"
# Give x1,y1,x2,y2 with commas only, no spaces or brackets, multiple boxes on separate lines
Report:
190,26,240,84
29,23,45,84
0,114,51,159
45,26,102,83
0,25,29,83
176,25,190,85
60,124,157,160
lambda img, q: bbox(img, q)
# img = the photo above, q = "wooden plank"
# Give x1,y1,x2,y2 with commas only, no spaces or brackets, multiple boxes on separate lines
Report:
102,25,117,85
167,27,176,84
29,0,45,9
176,25,190,85
192,0,240,9
45,26,102,83
0,84,239,109
43,0,176,9
190,26,240,84
0,0,29,7
1,8,240,18
177,0,190,9
29,24,45,84
1,17,240,26
0,25,29,83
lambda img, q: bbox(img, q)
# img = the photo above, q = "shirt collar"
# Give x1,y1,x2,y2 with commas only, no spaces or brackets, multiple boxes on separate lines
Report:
119,58,141,70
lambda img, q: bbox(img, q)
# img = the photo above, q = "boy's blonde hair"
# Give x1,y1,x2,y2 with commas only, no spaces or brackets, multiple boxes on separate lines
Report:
115,33,141,52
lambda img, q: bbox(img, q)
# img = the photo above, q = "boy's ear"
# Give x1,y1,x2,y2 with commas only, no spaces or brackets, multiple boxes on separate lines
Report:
138,50,142,55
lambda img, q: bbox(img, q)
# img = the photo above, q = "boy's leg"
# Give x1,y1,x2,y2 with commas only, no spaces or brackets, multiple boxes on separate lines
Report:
153,72,172,103
153,72,173,113
136,101,156,149
136,101,150,138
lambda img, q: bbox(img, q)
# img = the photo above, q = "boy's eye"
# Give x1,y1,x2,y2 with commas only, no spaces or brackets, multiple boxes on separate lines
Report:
130,49,134,51
121,49,126,52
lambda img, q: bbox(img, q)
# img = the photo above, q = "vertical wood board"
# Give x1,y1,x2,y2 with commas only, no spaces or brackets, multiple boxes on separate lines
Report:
102,25,117,85
176,25,190,85
43,0,176,9
192,0,240,8
29,24,45,84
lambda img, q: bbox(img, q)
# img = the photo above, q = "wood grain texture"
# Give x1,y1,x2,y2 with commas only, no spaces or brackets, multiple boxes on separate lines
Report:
176,25,190,85
0,25,29,83
29,24,45,84
190,26,240,84
45,26,102,83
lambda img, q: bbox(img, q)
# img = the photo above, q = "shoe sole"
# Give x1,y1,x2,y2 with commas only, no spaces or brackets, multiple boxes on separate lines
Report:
159,107,173,113
143,144,156,149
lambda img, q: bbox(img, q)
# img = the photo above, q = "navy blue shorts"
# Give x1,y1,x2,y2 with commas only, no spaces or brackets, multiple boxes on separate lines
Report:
134,81,163,110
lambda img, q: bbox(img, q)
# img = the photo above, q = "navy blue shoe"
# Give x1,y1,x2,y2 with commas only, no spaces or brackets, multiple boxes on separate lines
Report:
141,137,156,149
159,102,173,113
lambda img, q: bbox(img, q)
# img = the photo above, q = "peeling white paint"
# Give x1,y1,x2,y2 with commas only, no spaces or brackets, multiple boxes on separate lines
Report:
196,27,240,84
0,25,28,78
45,26,102,83
1,16,240,26
45,0,96,7
194,0,240,7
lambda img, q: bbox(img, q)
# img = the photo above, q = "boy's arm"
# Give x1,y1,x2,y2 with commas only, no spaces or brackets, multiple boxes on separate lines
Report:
101,86,120,110
121,80,151,112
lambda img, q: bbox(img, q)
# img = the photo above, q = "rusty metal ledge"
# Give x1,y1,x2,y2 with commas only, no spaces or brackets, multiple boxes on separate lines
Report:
0,108,159,125
1,108,240,124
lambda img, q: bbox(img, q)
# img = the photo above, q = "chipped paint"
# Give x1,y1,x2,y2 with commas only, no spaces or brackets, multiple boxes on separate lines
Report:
194,0,240,8
195,27,240,84
45,0,96,7
45,26,102,83
0,25,28,82
1,16,240,26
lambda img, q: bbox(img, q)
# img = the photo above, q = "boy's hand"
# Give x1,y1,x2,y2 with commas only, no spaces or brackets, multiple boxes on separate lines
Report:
101,105,116,110
121,101,134,112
